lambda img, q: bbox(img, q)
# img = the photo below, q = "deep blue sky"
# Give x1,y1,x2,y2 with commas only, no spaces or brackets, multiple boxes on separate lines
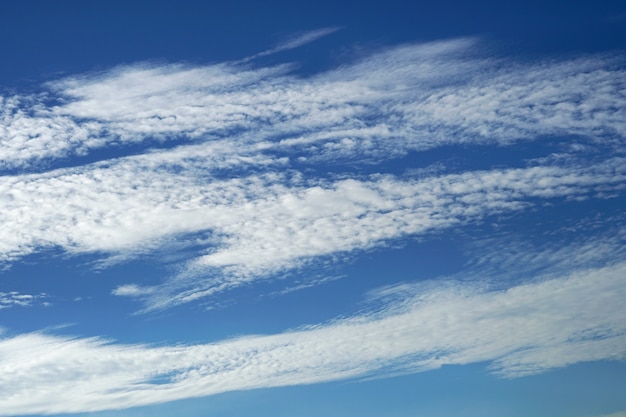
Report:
2,0,625,83
0,1,625,416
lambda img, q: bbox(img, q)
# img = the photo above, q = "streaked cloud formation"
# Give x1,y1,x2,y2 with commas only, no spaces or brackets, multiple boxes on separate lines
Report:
0,35,625,415
2,39,624,169
1,39,624,308
1,253,625,415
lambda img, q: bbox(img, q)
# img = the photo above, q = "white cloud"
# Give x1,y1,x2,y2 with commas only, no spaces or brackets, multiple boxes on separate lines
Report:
396,56,626,145
1,150,623,308
0,32,623,417
247,27,340,60
0,291,47,310
124,158,626,309
0,37,625,309
1,39,624,169
1,259,625,415
110,284,154,297
464,227,626,282
0,95,102,169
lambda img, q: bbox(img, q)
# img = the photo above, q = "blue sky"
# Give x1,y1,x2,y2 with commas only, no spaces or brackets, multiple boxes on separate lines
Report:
1,1,625,416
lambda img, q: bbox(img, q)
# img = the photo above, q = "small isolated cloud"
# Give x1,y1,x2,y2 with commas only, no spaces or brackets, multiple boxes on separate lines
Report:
111,284,155,297
0,292,47,310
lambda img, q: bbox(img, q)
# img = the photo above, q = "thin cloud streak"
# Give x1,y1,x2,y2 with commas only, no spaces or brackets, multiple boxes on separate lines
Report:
1,259,625,415
246,27,341,60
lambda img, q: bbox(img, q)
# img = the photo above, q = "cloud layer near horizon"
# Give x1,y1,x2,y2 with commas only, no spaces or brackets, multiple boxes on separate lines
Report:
1,255,625,415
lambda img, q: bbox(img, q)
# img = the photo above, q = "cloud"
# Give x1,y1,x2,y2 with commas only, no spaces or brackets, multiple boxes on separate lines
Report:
464,227,626,283
2,151,624,309
110,284,154,297
0,291,47,310
0,37,625,309
0,95,102,170
1,258,625,415
247,27,341,60
1,39,624,171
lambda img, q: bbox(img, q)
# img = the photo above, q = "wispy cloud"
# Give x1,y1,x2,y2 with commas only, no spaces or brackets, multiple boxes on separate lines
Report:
0,38,625,310
1,151,624,309
1,255,625,415
246,27,341,60
134,158,626,310
2,39,624,171
0,291,47,310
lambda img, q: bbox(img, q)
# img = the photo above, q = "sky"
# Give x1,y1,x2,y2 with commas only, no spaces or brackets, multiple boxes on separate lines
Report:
1,0,626,416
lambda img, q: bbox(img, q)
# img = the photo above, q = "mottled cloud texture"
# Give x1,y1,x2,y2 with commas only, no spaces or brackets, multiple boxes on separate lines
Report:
0,37,625,414
1,253,625,415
